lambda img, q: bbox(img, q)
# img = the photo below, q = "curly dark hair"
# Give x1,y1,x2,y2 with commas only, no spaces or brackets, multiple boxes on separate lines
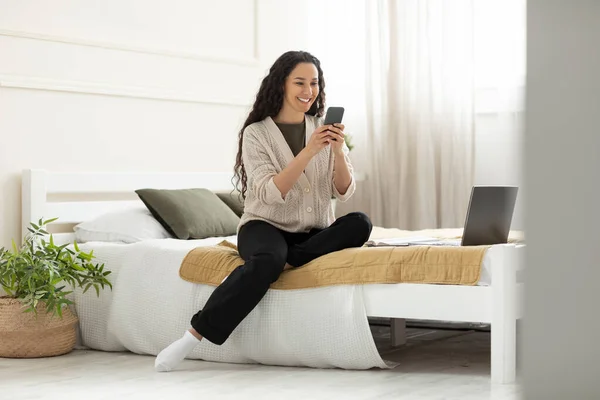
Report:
233,50,326,199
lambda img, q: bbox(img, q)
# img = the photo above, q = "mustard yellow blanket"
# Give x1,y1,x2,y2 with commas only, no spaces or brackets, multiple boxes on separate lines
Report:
178,227,523,289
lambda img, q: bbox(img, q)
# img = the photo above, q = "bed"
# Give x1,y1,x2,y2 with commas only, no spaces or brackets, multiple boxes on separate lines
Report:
21,168,524,383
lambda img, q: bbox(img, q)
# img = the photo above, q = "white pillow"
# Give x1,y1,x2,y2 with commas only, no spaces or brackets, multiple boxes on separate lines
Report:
74,206,172,243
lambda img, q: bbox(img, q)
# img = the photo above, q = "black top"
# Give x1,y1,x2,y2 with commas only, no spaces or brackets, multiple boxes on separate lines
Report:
275,120,306,157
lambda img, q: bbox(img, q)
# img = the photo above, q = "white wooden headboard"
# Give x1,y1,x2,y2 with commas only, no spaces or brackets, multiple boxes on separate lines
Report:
22,169,235,244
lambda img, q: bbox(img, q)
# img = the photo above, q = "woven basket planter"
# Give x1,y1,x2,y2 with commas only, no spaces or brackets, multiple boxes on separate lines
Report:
0,296,78,358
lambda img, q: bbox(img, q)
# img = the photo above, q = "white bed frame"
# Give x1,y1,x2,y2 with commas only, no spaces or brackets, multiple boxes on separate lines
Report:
21,168,523,384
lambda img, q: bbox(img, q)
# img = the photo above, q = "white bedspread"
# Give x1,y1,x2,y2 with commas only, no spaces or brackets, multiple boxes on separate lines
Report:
71,238,391,370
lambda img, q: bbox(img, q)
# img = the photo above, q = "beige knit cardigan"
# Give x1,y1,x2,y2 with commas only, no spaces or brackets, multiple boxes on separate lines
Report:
238,115,356,233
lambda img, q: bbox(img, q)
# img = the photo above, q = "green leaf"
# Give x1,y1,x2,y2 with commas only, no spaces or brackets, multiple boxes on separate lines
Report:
83,283,92,294
58,298,73,306
71,263,86,272
43,217,59,225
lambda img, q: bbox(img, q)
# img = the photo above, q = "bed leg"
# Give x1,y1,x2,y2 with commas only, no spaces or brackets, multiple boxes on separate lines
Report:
390,318,406,347
491,245,518,384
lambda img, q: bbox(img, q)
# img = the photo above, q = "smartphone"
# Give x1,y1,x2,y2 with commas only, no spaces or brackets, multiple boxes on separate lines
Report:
323,106,345,126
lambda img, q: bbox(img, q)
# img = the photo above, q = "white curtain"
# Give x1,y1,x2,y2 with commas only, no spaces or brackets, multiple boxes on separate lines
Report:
471,0,526,230
363,0,475,230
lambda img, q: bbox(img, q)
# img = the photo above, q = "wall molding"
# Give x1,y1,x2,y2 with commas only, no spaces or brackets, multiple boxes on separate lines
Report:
0,75,522,113
0,0,259,66
0,74,251,107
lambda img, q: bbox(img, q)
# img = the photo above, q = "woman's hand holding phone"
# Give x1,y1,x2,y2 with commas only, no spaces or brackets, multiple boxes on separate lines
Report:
326,123,345,155
302,124,346,158
321,106,346,156
303,125,335,158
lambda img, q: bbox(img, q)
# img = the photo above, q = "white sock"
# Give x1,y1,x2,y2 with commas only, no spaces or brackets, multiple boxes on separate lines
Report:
155,331,201,372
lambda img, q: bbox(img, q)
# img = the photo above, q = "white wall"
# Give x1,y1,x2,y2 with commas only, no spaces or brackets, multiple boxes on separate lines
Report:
0,0,312,247
523,1,600,397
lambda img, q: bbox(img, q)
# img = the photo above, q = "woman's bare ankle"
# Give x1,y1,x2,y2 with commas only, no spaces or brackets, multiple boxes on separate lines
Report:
188,328,203,341
284,262,294,270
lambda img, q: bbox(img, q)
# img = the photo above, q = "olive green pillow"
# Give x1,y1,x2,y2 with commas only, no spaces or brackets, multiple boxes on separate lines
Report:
135,188,240,240
214,190,245,217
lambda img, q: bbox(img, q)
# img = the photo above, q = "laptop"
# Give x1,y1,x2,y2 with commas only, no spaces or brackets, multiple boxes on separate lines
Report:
459,186,519,246
374,186,519,247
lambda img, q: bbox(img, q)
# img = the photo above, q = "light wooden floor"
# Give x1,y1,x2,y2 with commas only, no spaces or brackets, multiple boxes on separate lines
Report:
0,325,521,400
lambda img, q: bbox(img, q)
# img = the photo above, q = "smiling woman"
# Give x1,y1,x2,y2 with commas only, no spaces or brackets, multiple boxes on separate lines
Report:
154,51,370,372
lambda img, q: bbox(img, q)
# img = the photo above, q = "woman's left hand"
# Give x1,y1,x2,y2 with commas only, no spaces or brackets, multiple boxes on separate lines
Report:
326,123,346,155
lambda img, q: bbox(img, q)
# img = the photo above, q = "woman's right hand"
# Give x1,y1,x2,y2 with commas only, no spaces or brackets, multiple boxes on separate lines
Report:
303,125,333,158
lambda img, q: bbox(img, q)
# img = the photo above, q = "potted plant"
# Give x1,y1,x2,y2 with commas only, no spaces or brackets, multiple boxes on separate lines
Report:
0,218,112,358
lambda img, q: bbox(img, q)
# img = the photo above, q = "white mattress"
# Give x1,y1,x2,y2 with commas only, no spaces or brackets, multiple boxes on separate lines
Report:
479,251,494,286
69,236,498,370
71,237,393,370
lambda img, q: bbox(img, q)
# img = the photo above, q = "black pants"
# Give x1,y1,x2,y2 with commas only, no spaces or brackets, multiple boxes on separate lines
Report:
190,212,373,345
